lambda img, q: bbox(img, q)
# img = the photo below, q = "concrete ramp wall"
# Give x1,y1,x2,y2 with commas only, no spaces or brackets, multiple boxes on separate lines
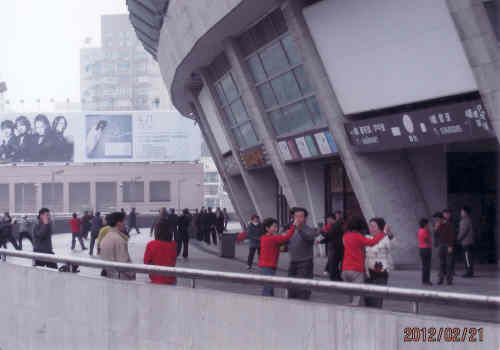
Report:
0,263,498,350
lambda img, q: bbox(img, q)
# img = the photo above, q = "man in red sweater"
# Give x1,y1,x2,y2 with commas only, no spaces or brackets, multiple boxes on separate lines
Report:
258,218,295,297
342,216,386,306
70,213,86,251
144,219,177,285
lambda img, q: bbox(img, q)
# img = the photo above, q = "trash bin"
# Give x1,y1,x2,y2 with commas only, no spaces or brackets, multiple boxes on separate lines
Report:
219,233,237,258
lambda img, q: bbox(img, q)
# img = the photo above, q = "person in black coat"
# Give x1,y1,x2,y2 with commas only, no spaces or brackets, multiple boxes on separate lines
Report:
206,207,218,245
89,212,103,256
323,211,344,281
0,212,20,251
31,114,56,162
33,208,57,269
167,208,179,241
177,209,192,258
128,208,140,235
215,207,225,236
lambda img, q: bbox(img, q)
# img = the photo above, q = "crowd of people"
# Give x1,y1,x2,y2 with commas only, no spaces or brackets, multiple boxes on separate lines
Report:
0,203,477,307
242,205,476,307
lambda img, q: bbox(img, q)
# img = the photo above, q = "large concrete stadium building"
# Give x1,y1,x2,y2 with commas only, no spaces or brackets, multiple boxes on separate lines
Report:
128,0,500,267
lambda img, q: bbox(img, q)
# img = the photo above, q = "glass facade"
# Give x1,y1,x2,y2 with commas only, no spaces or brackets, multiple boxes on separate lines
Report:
239,10,325,137
210,54,259,150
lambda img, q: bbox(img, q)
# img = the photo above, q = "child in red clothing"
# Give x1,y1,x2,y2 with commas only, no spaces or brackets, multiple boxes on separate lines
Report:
144,219,177,285
258,218,295,296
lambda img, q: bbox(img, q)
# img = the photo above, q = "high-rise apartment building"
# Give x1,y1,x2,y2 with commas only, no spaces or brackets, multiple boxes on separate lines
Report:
80,14,171,111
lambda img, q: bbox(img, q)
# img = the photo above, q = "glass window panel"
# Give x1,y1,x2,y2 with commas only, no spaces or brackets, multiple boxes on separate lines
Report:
229,99,249,125
223,106,237,126
269,110,290,135
282,36,302,66
248,55,266,83
220,74,239,103
232,127,247,149
282,101,315,134
270,10,288,36
238,122,259,148
305,97,324,126
270,72,301,105
294,66,313,95
215,83,227,106
260,43,289,77
258,83,278,109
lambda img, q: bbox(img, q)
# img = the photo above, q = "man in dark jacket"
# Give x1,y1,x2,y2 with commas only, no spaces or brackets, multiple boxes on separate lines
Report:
33,208,57,269
177,209,192,258
458,206,475,277
433,212,456,285
166,208,179,241
323,211,344,281
150,207,167,237
0,212,20,250
89,212,103,256
206,207,218,245
128,208,140,235
81,211,91,240
198,208,207,242
287,207,319,300
246,215,263,270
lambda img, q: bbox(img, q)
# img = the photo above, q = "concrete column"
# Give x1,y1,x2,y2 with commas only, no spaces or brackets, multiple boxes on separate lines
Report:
223,39,312,214
301,162,326,225
117,182,124,209
144,180,151,208
190,94,257,224
282,0,431,266
446,0,500,140
63,182,70,213
35,183,42,211
199,68,278,219
8,183,15,213
90,182,97,213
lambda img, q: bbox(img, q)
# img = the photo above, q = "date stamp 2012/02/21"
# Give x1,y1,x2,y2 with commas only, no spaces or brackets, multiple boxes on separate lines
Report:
403,327,484,343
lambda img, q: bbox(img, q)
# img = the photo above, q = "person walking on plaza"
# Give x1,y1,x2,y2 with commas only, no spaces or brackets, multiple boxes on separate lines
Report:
144,219,177,285
189,208,199,239
341,216,386,306
215,207,225,236
433,211,456,285
176,209,191,259
246,215,263,271
258,218,295,296
128,207,140,235
199,208,209,243
206,207,218,245
442,209,458,276
151,207,167,237
0,212,20,250
223,208,229,230
323,211,344,281
33,208,57,269
100,212,135,280
364,217,395,308
89,212,103,256
81,211,91,240
70,213,86,251
287,207,319,300
457,206,475,278
417,218,432,285
17,215,33,250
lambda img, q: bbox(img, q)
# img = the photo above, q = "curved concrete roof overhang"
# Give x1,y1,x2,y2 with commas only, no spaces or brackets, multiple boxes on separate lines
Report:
156,0,284,117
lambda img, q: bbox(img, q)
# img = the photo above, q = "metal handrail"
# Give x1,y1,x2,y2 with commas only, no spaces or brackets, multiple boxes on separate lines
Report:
1,249,499,314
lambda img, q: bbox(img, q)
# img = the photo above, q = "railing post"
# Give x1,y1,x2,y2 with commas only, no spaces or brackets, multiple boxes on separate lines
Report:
411,301,419,314
190,278,196,289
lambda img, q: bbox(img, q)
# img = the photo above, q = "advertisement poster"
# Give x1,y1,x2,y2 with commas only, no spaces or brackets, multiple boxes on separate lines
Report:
0,111,202,163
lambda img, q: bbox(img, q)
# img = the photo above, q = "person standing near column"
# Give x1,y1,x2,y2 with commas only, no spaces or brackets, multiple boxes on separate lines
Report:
417,218,432,285
176,209,191,259
457,206,475,278
433,212,456,285
128,208,140,235
287,207,318,300
246,215,262,271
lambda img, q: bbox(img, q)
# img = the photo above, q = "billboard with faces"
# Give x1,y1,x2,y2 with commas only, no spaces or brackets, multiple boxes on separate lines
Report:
0,111,202,163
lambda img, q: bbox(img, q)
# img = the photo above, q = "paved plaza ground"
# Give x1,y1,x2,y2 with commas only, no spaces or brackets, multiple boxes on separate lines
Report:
3,226,499,324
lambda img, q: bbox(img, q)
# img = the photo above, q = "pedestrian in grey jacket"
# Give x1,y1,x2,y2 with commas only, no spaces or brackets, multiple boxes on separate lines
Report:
287,207,319,300
458,206,474,277
33,208,57,269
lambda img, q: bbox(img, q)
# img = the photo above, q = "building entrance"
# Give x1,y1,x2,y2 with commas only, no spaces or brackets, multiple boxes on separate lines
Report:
325,162,362,220
447,152,497,264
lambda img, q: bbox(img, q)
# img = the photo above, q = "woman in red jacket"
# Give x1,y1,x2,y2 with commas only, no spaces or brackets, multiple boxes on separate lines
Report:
418,218,432,285
144,220,177,285
258,218,295,296
342,216,386,306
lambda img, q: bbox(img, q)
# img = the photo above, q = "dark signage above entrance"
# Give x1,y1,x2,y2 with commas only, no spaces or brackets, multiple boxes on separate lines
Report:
345,98,495,153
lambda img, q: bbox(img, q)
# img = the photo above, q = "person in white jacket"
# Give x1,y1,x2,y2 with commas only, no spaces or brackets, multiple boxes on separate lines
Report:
364,217,395,308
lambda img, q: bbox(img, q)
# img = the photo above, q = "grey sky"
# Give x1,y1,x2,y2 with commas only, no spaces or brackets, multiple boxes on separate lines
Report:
0,1,127,111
